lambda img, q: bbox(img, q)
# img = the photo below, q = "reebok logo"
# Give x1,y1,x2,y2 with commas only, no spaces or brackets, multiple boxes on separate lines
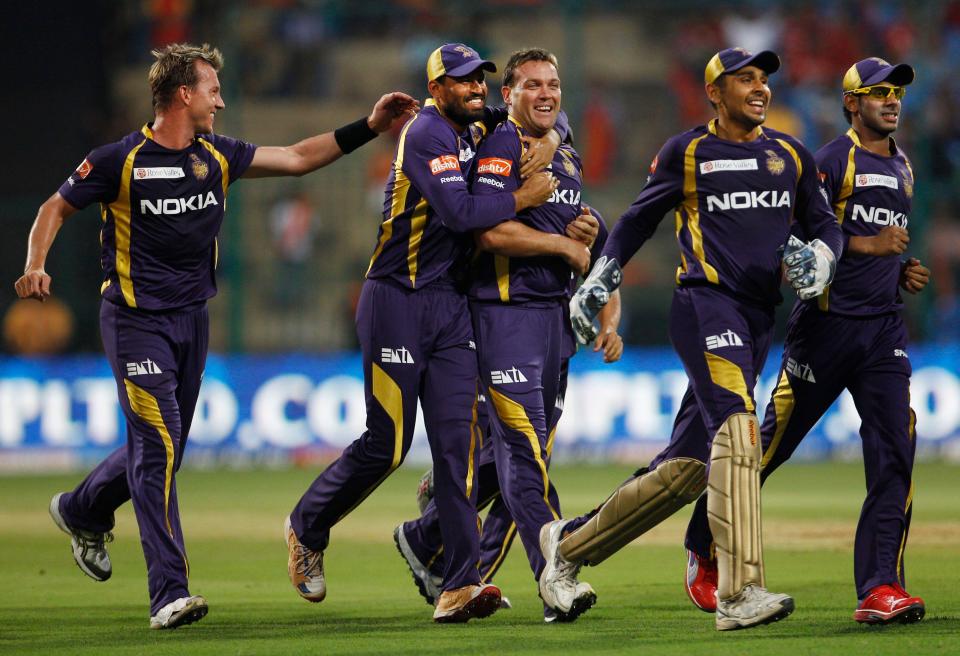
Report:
477,176,505,189
429,155,460,175
491,366,527,385
381,347,414,364
705,330,743,350
126,359,162,377
785,357,816,383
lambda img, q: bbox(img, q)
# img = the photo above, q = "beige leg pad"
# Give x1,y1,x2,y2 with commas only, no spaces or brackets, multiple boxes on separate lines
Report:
707,413,764,600
559,457,706,565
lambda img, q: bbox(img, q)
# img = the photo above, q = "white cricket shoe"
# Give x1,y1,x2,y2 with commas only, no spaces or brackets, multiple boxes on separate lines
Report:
715,584,794,631
538,520,596,621
393,524,442,605
150,595,208,629
49,492,113,582
285,516,326,602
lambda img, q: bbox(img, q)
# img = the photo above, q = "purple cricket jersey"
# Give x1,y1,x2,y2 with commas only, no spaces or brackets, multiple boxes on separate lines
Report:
469,117,584,302
58,124,256,311
602,119,843,306
811,128,914,315
365,102,519,289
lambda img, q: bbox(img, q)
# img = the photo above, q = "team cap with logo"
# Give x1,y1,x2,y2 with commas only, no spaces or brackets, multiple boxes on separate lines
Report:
704,47,781,84
842,57,915,92
427,43,497,82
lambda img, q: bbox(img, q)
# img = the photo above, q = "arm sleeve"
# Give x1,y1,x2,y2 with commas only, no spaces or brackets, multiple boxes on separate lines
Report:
795,144,844,260
211,134,258,184
401,124,516,233
601,137,685,264
57,144,122,210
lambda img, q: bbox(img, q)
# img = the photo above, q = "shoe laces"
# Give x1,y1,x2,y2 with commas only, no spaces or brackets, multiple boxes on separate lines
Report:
77,530,114,551
295,544,324,579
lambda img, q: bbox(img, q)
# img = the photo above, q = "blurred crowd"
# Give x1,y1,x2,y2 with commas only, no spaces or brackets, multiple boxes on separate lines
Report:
5,0,960,353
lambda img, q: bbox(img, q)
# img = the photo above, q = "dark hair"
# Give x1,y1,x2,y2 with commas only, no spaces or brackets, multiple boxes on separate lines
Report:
149,43,223,112
502,48,559,88
708,74,727,111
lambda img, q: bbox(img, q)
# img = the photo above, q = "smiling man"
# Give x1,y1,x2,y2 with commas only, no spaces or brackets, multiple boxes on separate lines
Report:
284,43,562,624
17,42,419,630
684,57,930,626
557,48,845,630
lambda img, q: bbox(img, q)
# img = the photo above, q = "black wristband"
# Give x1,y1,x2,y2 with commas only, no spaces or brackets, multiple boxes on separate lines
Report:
334,116,378,154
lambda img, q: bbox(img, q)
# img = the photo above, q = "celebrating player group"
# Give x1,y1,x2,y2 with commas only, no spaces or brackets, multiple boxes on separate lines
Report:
16,38,929,632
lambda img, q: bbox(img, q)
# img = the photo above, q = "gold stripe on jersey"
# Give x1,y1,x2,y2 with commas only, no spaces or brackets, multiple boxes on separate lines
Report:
760,370,795,468
111,138,149,307
706,118,764,138
335,363,405,523
465,385,480,499
896,479,914,579
682,134,720,283
819,132,858,312
674,211,690,284
407,198,429,287
368,116,419,275
488,387,560,520
495,255,511,301
773,139,802,181
198,137,230,209
704,352,755,413
480,521,517,583
124,379,176,537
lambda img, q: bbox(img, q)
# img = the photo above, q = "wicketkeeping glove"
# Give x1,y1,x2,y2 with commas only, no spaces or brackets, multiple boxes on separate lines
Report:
783,235,836,300
570,256,622,344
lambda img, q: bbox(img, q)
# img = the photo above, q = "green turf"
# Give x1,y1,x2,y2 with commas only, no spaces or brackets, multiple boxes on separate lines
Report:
1,462,957,654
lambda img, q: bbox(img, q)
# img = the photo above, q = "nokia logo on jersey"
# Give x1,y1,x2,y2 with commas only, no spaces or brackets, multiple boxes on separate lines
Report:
549,189,581,205
140,192,218,215
705,191,792,212
849,205,907,227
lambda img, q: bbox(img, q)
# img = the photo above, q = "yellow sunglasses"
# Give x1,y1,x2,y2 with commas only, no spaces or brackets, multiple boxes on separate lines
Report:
846,85,906,100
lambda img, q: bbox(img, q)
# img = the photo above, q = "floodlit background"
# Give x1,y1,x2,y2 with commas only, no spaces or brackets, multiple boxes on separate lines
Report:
3,1,960,468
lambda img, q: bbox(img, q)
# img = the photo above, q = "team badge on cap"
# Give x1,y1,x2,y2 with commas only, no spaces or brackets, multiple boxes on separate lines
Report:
704,47,781,84
426,43,497,81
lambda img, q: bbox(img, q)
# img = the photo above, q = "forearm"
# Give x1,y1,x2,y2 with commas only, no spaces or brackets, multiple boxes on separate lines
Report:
597,289,621,333
476,221,568,257
25,194,71,271
282,132,345,176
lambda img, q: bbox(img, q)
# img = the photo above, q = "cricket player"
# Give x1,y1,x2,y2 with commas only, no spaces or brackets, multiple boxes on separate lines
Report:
396,216,621,623
458,47,603,621
15,43,418,629
684,57,929,626
284,43,563,624
557,47,846,630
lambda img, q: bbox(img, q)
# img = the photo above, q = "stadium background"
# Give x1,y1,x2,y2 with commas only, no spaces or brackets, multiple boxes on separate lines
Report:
3,0,960,469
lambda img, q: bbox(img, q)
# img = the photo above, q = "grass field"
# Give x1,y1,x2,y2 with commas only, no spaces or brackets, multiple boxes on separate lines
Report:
1,461,957,655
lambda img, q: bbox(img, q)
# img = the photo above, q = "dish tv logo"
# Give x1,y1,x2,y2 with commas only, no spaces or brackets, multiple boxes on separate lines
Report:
429,155,459,175
477,158,512,177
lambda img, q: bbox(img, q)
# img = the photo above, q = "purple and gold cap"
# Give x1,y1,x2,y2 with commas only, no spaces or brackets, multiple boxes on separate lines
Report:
704,47,781,84
427,43,497,81
842,57,914,92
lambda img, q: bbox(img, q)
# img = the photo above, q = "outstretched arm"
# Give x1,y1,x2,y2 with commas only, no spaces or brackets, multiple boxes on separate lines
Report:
244,92,419,178
14,193,78,301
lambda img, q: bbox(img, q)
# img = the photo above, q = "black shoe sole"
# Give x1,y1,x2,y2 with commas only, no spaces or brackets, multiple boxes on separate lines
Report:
393,527,436,606
553,591,598,623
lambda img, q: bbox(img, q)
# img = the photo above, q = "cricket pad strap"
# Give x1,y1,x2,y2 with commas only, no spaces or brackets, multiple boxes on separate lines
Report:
707,413,764,599
559,457,706,565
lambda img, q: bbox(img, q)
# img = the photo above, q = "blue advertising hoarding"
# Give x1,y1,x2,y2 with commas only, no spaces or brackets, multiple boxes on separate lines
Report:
2,344,959,471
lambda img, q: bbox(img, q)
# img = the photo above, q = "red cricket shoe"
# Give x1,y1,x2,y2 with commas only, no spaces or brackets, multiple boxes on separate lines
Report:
685,549,718,612
853,583,925,625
